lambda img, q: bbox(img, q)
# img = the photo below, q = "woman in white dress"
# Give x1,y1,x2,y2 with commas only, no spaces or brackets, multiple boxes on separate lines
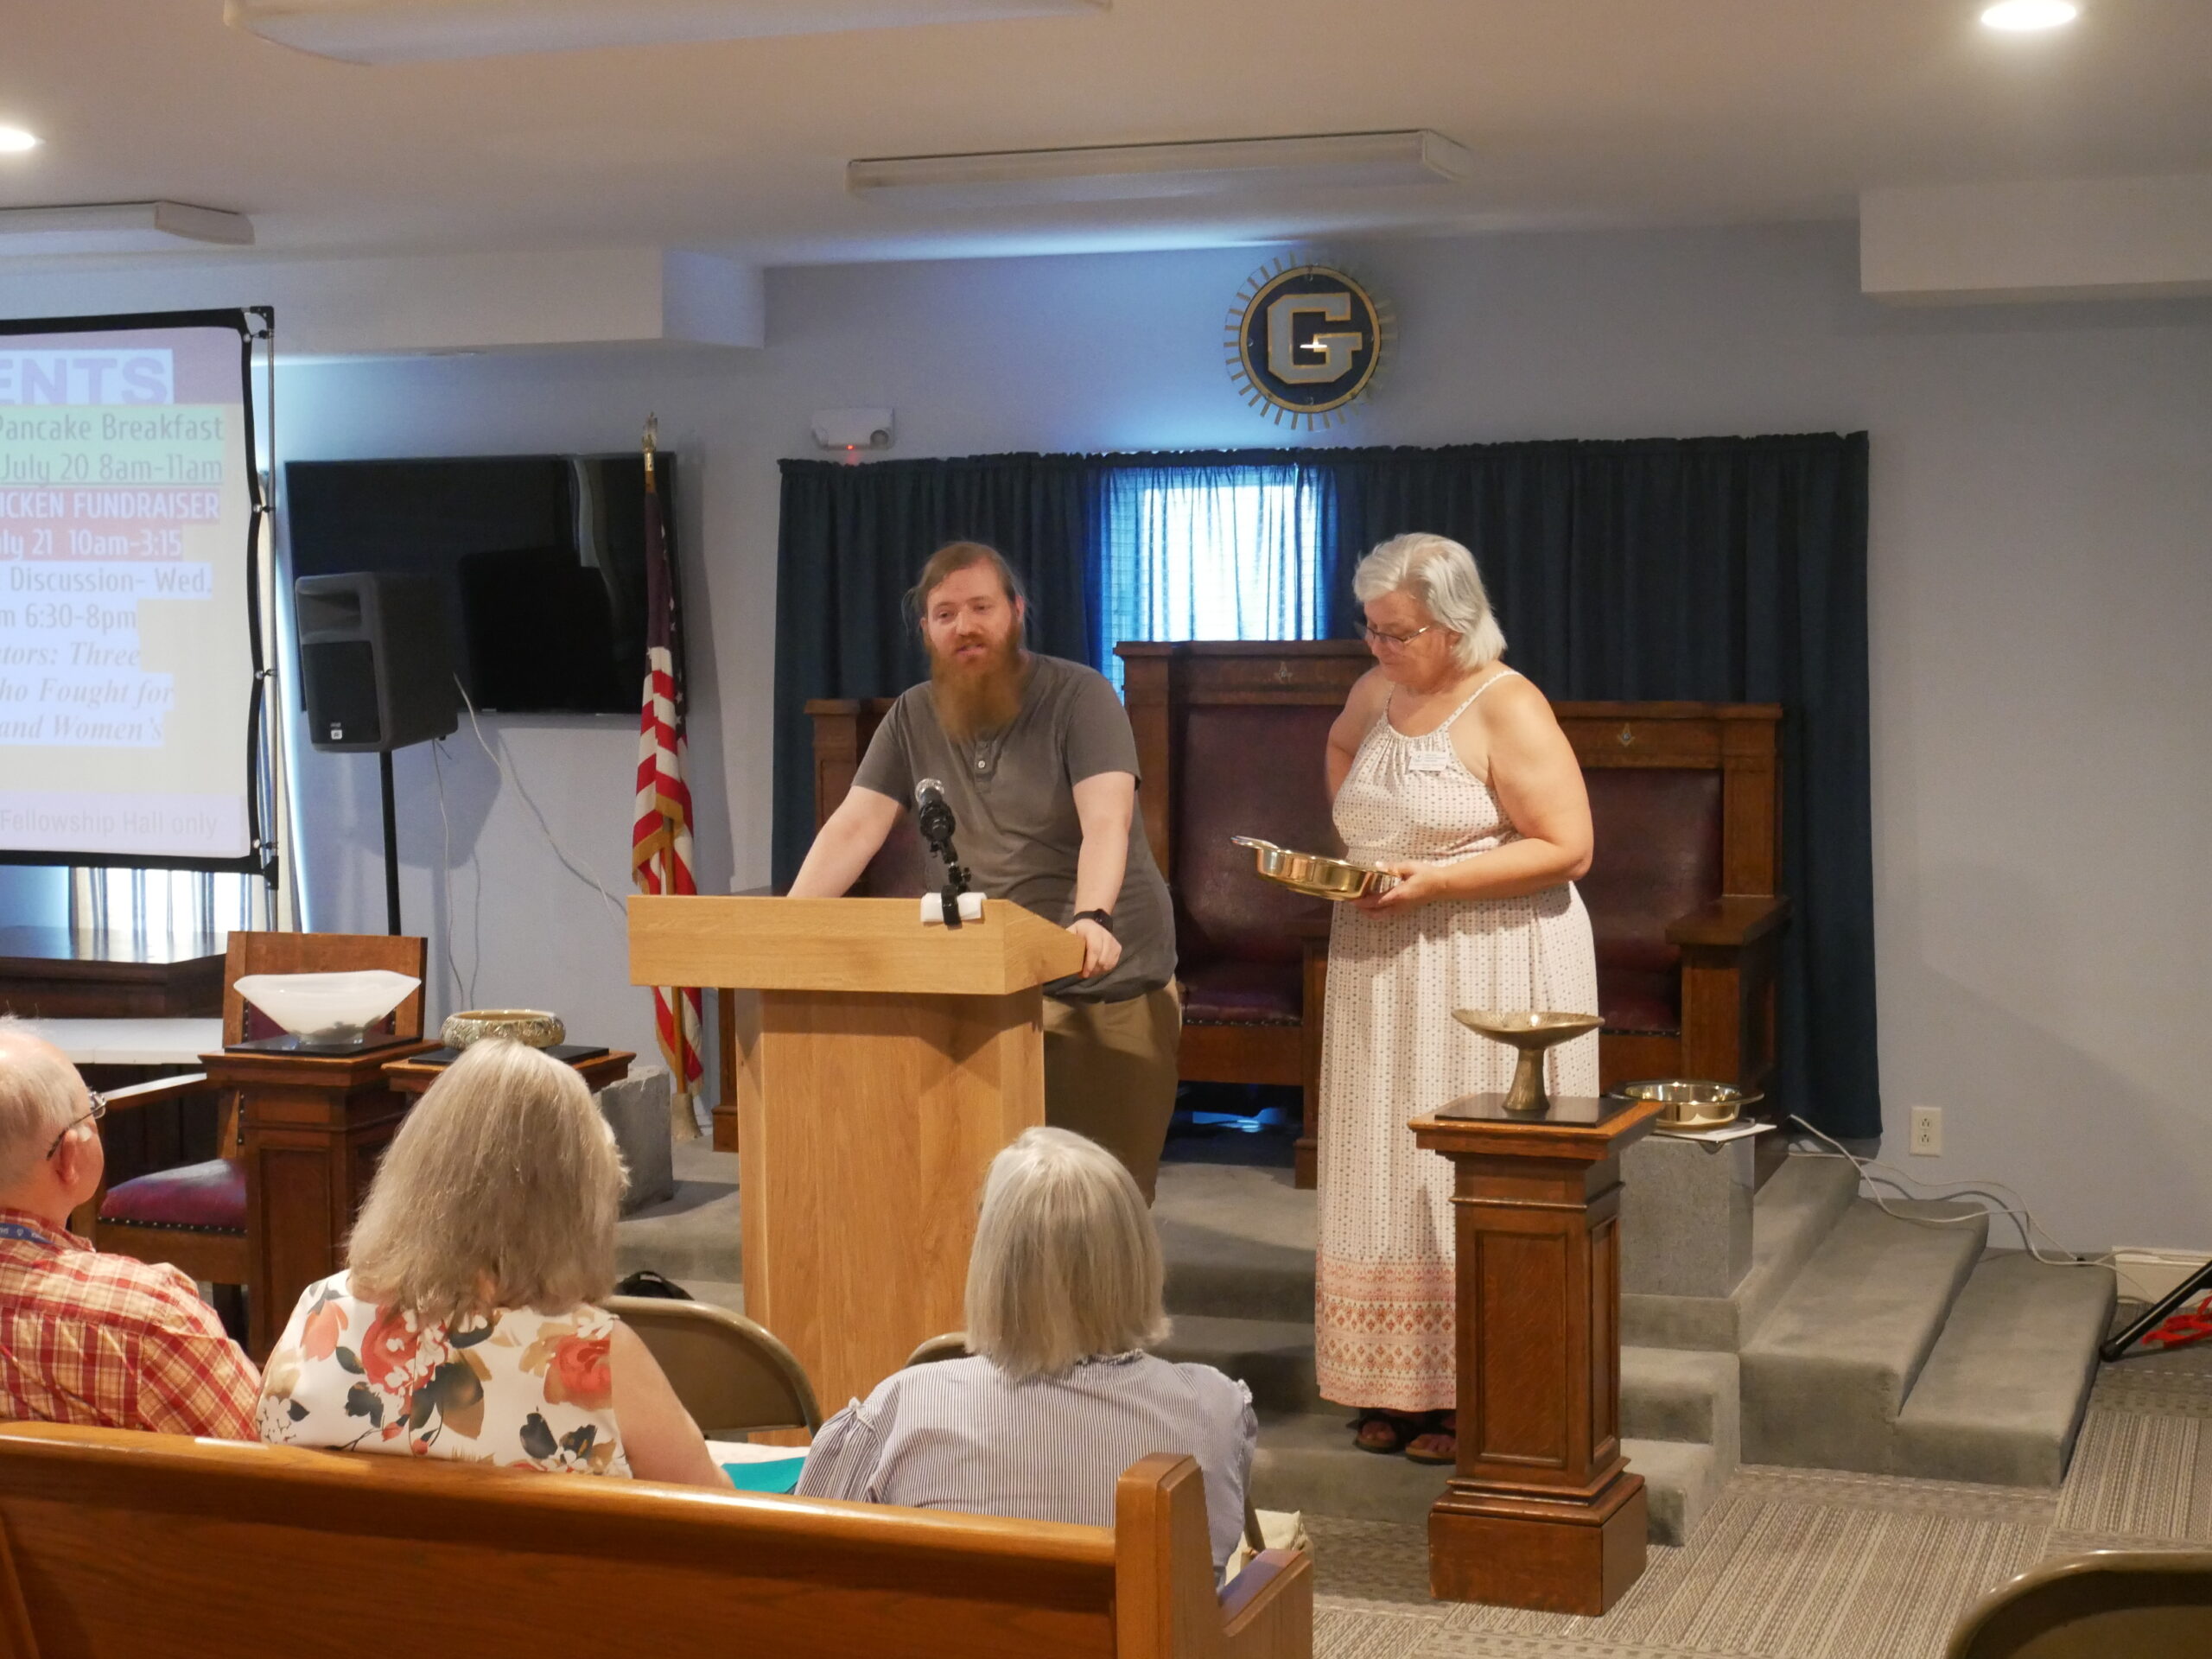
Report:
1316,533,1600,1465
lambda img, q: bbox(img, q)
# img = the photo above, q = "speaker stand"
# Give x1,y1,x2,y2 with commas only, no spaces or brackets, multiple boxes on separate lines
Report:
378,748,401,936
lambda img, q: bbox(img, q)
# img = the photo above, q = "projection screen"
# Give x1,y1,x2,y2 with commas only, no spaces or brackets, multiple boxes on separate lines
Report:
0,309,266,871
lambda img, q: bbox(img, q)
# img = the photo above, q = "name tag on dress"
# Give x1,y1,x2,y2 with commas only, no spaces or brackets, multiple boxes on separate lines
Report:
1407,750,1449,773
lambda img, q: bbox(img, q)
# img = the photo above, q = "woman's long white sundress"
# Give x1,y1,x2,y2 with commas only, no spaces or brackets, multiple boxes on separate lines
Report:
1314,672,1601,1411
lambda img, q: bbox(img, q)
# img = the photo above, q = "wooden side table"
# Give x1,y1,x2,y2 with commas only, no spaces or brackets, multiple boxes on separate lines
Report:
381,1049,634,1096
1409,1090,1665,1616
202,1040,437,1359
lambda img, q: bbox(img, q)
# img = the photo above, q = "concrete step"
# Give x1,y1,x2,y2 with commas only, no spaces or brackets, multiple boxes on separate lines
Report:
1624,1152,1859,1352
1159,1314,1321,1414
1622,1347,1739,1470
1156,1164,1315,1324
1624,1437,1725,1547
1741,1198,1988,1472
1894,1251,2116,1486
1249,1412,1719,1544
1249,1411,1452,1525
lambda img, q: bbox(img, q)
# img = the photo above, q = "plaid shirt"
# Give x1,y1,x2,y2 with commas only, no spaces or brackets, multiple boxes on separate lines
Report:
0,1206,261,1440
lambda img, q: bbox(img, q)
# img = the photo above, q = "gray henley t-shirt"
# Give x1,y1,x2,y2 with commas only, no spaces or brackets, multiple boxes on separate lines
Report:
849,653,1175,1004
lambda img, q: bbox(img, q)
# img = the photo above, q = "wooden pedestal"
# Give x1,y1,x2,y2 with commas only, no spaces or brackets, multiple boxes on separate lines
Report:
1410,1090,1664,1615
203,1041,437,1359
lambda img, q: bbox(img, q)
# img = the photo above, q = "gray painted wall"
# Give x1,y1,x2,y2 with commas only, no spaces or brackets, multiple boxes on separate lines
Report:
252,220,2212,1250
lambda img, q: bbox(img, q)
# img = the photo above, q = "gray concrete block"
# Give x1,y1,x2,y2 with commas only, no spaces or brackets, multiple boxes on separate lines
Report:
1622,1133,1754,1298
596,1065,675,1214
1741,1199,1987,1472
1894,1250,2115,1486
1622,1153,1859,1353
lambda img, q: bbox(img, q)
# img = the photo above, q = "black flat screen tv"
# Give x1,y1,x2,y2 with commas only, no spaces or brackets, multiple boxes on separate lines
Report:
283,453,674,715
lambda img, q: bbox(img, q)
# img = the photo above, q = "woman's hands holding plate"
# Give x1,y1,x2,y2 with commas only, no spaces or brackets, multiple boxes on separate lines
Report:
1357,861,1449,913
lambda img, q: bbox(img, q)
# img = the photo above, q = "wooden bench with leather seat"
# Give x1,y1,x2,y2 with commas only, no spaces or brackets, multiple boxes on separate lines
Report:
0,1421,1313,1659
87,931,427,1317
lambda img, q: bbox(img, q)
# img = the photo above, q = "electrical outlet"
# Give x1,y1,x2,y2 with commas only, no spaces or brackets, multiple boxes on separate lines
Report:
1910,1107,1943,1157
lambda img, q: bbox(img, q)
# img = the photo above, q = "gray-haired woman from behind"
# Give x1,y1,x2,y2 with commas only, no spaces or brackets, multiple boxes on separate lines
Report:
797,1126,1255,1574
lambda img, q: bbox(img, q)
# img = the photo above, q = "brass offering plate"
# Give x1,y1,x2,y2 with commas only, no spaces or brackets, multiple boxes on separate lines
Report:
1231,837,1397,902
1609,1078,1763,1132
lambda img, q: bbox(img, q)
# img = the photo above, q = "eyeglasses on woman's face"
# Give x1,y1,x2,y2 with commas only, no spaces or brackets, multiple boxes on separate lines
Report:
1362,621,1440,651
47,1092,106,1160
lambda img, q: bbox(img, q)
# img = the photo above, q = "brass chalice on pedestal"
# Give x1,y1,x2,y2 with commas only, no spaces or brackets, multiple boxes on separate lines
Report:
1452,1010,1605,1116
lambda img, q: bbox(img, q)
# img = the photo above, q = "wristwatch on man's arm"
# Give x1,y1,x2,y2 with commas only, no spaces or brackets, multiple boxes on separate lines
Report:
1071,909,1115,934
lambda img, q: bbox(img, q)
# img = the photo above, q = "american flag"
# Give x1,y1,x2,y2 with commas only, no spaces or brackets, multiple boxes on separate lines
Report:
631,426,703,1134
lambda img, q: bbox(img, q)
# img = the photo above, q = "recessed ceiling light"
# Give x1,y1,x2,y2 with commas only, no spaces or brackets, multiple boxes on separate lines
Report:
0,127,39,154
1980,1,2079,30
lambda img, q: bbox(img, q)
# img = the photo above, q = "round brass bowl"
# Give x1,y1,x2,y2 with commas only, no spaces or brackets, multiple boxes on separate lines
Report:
441,1008,566,1051
1610,1078,1763,1132
1232,837,1398,902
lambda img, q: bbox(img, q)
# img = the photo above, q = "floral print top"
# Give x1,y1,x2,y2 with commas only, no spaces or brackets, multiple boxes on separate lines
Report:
257,1272,631,1477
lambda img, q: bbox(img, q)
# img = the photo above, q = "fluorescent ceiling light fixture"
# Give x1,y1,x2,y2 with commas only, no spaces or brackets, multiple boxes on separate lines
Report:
226,0,1105,63
0,127,38,154
849,130,1472,207
0,201,254,256
1980,1,2078,29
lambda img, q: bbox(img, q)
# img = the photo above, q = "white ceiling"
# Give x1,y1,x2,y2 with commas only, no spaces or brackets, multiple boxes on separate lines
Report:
3,0,2209,269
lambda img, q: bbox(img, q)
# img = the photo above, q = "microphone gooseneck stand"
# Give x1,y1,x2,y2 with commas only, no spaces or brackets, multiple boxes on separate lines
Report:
915,790,973,929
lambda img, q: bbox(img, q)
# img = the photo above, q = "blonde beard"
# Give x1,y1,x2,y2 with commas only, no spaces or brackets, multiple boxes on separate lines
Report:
929,638,1029,744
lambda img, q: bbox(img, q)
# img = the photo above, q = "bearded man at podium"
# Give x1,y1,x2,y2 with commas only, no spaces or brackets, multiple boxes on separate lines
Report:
785,541,1181,1200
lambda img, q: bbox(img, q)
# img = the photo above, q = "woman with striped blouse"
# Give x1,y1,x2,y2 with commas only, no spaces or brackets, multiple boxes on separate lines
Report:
796,1127,1255,1575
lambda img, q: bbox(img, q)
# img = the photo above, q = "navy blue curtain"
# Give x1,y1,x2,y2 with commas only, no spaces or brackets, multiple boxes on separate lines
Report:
772,434,1875,1136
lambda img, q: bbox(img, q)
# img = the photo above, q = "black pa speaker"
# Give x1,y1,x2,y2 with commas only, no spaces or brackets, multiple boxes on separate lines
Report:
296,572,461,753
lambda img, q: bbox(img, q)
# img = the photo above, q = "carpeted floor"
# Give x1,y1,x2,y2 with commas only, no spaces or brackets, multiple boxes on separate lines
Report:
1307,1336,2212,1659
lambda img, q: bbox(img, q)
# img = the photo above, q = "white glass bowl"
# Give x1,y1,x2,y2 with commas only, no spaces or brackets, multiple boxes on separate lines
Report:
233,970,421,1045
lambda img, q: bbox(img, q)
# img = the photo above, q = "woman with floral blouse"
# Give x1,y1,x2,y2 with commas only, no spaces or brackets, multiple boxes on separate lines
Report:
257,1039,726,1488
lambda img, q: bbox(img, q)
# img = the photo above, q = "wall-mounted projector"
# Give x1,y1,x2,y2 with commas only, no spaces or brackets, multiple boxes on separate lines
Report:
225,0,1105,64
812,409,895,454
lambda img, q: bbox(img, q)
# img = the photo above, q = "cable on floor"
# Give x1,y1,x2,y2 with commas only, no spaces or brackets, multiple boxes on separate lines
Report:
1785,1114,2113,1272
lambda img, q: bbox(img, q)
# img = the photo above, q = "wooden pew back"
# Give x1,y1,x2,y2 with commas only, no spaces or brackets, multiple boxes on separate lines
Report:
0,1426,1309,1659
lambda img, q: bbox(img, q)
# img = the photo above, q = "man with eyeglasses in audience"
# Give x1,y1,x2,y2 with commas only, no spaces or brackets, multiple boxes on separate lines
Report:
0,1017,260,1438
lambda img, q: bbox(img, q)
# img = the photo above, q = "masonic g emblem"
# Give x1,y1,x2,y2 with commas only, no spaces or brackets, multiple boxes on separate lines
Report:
1225,257,1392,430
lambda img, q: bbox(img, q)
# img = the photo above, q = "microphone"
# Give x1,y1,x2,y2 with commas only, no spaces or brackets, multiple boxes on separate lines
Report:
914,778,956,846
913,777,972,928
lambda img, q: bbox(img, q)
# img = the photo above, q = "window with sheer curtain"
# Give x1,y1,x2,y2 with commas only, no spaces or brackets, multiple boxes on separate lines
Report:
69,868,267,947
1095,463,1330,690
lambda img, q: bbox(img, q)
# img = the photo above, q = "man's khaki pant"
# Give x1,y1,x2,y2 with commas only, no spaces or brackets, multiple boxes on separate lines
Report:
1041,984,1182,1204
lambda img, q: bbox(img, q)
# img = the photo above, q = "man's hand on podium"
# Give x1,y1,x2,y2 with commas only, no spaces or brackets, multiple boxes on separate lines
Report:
1069,918,1121,979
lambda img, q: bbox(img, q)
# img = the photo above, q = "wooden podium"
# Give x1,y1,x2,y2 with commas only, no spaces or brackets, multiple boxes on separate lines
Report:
1410,1091,1664,1615
629,895,1084,1413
